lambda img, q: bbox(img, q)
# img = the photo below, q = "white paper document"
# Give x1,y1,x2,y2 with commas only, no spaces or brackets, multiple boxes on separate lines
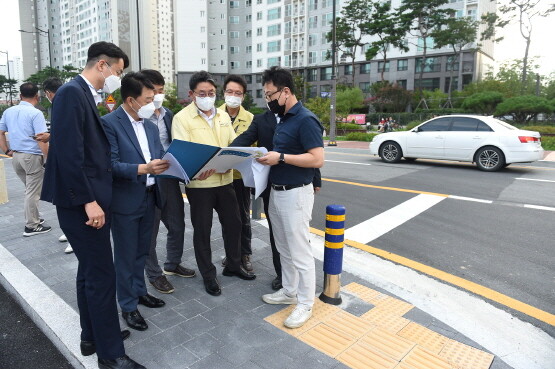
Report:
161,152,190,184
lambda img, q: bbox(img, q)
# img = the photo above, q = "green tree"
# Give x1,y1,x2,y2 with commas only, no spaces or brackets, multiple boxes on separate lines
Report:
304,97,331,128
162,83,185,115
431,17,479,102
544,73,555,100
368,83,413,113
242,92,254,110
461,91,504,115
292,73,309,102
0,75,18,105
495,95,554,124
25,65,80,86
364,0,409,82
481,1,554,90
335,87,364,120
397,0,453,95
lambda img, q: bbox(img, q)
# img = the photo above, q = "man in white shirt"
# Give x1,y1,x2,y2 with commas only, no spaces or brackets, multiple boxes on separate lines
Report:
101,72,169,332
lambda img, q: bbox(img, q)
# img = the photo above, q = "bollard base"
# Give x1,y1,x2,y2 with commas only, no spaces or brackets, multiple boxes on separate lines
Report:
319,292,342,305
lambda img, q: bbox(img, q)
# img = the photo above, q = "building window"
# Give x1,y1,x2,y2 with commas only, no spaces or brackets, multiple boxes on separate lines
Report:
285,21,291,34
309,16,318,29
257,59,263,67
321,67,332,80
322,13,333,26
414,78,440,90
321,50,330,62
397,59,408,71
378,61,390,72
200,26,206,32
230,61,240,69
246,30,252,38
359,82,370,92
415,57,441,73
309,0,318,10
230,46,240,54
246,0,252,6
256,74,262,83
397,80,407,89
246,61,252,69
256,89,262,98
230,31,240,38
308,34,318,46
267,24,281,36
308,85,318,98
246,14,252,22
246,45,252,53
462,61,473,73
245,75,252,83
308,52,318,64
257,11,262,20
444,77,459,93
417,37,435,52
446,56,459,71
230,1,240,8
257,43,263,52
267,8,281,20
268,0,280,3
257,27,263,36
230,16,239,24
360,63,370,74
344,64,353,75
285,4,292,16
307,69,318,82
267,57,281,67
284,55,291,67
267,40,281,52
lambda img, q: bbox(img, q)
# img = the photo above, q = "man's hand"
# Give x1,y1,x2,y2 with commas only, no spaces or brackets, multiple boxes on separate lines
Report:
34,132,51,143
146,159,170,175
314,186,321,194
84,201,105,229
256,151,280,166
197,169,216,180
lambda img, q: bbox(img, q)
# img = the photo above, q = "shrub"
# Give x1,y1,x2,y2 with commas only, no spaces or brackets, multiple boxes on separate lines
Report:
461,91,504,115
495,95,554,124
344,132,377,142
525,126,555,135
405,121,423,130
541,136,555,151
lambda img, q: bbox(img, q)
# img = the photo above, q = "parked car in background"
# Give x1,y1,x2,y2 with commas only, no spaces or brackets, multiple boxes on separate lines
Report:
369,115,544,171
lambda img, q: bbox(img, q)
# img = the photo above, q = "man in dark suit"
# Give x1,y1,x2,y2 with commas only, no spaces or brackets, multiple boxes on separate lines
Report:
101,73,169,332
139,69,196,295
230,110,322,291
41,42,145,369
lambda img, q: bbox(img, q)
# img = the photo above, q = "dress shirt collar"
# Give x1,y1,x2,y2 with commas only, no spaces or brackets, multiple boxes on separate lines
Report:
80,74,102,105
123,106,142,124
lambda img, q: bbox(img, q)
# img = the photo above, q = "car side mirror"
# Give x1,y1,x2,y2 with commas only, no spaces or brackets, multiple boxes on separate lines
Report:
412,127,420,132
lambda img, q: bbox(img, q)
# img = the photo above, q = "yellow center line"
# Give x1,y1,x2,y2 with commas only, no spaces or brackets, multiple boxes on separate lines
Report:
309,226,555,326
322,178,449,197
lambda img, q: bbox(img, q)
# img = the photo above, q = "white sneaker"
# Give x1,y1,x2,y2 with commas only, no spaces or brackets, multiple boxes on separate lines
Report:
262,289,298,305
64,244,73,254
284,304,313,329
59,234,67,242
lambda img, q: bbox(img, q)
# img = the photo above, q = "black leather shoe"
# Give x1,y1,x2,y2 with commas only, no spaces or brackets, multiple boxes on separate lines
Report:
138,293,165,308
222,265,256,280
204,278,221,296
122,310,148,331
80,330,131,356
98,355,145,369
271,276,283,291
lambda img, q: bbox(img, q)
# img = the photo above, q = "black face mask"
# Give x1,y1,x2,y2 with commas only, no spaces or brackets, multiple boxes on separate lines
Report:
267,91,286,117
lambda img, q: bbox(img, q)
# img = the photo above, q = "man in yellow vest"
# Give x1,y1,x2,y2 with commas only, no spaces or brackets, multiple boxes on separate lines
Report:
218,75,255,272
172,71,256,297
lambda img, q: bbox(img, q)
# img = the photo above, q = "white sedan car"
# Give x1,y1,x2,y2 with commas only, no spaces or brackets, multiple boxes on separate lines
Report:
369,115,544,171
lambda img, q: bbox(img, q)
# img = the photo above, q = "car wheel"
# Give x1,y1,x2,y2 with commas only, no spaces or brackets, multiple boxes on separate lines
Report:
475,146,505,172
380,141,403,163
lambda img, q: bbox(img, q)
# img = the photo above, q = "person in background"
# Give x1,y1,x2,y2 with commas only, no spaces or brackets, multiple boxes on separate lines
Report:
219,74,255,272
0,82,51,236
172,70,256,297
139,69,196,295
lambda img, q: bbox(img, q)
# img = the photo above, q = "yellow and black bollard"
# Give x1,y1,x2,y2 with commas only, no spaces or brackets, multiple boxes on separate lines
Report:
319,204,345,305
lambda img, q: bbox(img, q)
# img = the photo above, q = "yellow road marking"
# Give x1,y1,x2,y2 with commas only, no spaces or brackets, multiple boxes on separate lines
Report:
309,227,555,326
321,178,449,197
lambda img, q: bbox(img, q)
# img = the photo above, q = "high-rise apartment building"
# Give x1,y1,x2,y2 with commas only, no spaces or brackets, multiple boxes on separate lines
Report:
176,0,496,107
18,0,176,83
0,56,24,102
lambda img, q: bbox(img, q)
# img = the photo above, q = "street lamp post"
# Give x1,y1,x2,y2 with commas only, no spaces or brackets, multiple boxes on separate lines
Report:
19,27,52,71
0,50,13,105
328,0,337,146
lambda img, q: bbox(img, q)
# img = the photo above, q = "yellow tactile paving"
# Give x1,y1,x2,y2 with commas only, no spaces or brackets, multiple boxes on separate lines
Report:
358,327,416,361
439,339,495,369
337,342,399,369
361,308,411,334
299,323,356,357
401,346,456,369
322,310,376,339
264,283,495,369
397,322,450,354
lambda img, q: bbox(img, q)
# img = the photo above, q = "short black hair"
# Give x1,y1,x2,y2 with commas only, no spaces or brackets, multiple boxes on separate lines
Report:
139,69,165,86
189,70,217,91
223,74,247,93
86,41,129,69
20,82,39,98
43,77,63,93
261,66,296,95
121,72,155,102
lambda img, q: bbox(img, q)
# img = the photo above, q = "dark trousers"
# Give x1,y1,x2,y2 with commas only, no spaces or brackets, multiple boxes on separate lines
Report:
262,191,281,278
146,178,185,282
112,190,156,313
232,178,252,256
56,206,125,360
186,184,242,281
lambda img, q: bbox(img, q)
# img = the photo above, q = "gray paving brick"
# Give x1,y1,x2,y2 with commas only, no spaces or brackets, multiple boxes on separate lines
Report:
216,342,254,366
201,305,242,324
274,335,313,359
232,361,265,369
490,357,514,369
173,300,210,319
180,315,216,337
293,349,339,369
187,353,234,369
182,332,225,360
250,347,296,369
152,344,199,368
148,308,185,330
149,321,193,349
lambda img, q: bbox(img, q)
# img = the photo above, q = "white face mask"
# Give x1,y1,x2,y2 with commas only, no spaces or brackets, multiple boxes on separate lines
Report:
133,100,156,119
195,96,216,112
153,94,165,109
100,64,121,94
225,95,242,109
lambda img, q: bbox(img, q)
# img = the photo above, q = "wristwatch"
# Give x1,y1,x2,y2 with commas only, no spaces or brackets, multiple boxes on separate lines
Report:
279,152,285,164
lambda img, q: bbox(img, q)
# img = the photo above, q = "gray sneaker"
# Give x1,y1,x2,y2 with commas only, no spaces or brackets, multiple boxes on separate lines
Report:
262,289,298,305
23,224,52,237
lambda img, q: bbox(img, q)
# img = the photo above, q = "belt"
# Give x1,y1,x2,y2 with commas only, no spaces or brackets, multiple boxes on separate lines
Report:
271,183,310,191
146,185,156,193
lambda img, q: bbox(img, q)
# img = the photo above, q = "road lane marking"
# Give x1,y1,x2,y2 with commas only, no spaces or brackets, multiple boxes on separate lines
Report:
517,176,555,182
324,159,372,166
321,178,449,197
448,195,493,204
344,194,445,244
524,204,555,212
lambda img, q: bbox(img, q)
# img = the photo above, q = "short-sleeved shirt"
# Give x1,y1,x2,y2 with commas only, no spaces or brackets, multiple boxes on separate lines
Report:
0,101,47,155
270,101,323,186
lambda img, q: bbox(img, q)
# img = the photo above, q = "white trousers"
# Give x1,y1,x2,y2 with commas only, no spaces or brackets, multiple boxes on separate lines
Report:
269,184,315,307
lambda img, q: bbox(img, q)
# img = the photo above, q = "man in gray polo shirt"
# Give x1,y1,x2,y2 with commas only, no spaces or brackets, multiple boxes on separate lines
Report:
0,82,51,236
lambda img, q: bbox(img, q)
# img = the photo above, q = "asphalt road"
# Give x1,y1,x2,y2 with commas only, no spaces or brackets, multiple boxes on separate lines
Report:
314,147,555,336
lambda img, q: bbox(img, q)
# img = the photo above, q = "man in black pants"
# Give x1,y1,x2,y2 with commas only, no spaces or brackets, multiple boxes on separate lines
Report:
230,110,321,290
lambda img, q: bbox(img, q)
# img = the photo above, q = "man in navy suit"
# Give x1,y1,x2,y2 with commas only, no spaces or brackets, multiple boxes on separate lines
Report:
101,73,169,332
41,42,145,369
139,69,196,295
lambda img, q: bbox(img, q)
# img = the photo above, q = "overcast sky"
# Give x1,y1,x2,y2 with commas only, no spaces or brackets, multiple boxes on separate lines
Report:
0,1,553,77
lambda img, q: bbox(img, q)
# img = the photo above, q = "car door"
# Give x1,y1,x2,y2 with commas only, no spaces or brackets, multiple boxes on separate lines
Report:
444,117,493,160
404,117,451,158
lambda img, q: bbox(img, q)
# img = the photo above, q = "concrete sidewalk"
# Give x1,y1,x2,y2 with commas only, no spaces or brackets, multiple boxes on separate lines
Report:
0,158,521,369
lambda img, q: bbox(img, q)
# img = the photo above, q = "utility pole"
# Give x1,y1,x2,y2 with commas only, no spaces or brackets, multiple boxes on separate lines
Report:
19,28,52,72
0,50,13,106
136,0,142,70
328,0,337,146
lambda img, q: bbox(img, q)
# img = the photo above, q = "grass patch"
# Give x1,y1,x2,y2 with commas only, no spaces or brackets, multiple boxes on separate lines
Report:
541,136,555,151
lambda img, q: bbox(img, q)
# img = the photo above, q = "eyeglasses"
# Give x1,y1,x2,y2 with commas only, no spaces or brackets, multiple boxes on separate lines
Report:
264,89,282,101
224,89,244,97
194,91,216,98
103,61,124,77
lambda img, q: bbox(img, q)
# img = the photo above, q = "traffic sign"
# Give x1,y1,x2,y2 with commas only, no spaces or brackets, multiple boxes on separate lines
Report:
105,94,116,112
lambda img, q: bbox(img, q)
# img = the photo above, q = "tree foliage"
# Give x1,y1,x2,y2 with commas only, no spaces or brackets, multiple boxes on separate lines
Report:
25,65,80,86
305,88,365,129
0,74,18,104
366,83,413,113
494,95,554,124
461,91,504,115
